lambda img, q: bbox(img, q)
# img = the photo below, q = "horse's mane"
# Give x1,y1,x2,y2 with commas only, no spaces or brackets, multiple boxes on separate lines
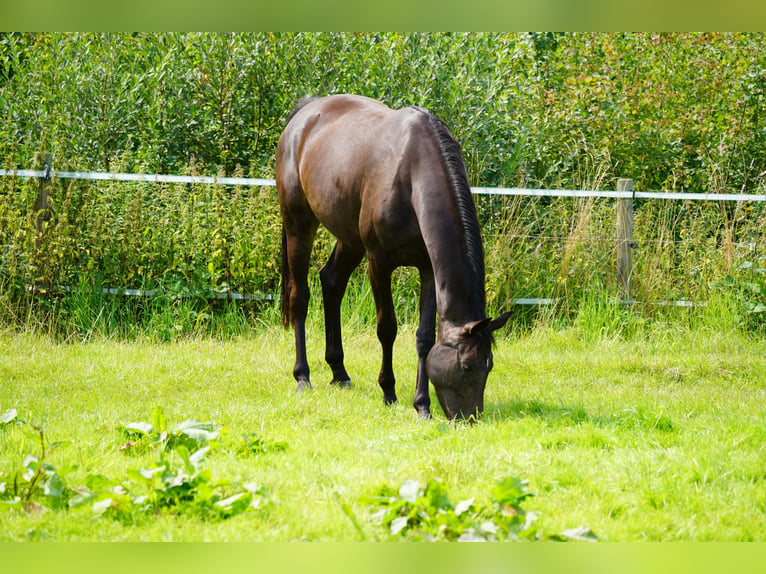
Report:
286,97,318,126
418,109,486,313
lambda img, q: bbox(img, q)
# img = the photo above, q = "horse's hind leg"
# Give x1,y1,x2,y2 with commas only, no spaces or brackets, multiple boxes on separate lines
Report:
368,253,398,405
320,241,365,386
283,212,319,392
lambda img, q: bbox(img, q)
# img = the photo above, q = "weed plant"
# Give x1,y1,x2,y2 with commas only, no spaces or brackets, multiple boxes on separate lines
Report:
2,164,766,339
2,33,766,336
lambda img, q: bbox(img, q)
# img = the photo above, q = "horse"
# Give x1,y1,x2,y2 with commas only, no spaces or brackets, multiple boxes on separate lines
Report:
276,94,510,421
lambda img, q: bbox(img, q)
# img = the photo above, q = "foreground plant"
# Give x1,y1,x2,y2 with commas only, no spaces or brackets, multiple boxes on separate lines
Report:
364,476,597,542
70,444,269,520
0,408,76,513
0,406,270,521
117,406,225,453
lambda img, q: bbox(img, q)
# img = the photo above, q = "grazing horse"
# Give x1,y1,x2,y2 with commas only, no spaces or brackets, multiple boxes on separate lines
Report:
277,94,510,420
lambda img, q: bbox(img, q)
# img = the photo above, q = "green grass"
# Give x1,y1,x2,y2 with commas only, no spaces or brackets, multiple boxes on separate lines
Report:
1,319,766,541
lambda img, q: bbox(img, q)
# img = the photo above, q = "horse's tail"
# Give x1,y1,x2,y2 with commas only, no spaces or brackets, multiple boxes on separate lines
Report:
280,224,293,329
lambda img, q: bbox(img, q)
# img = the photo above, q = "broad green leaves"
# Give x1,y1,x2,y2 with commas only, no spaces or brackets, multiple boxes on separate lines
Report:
364,476,596,542
710,257,766,329
2,33,766,332
0,405,280,522
119,406,225,452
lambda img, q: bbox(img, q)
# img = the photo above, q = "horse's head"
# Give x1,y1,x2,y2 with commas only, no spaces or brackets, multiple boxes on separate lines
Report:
426,312,511,422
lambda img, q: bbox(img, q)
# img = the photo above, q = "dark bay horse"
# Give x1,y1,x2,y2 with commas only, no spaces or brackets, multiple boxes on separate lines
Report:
277,94,510,420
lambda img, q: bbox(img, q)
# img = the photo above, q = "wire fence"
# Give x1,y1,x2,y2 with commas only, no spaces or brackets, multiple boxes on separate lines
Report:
4,167,766,202
3,166,766,308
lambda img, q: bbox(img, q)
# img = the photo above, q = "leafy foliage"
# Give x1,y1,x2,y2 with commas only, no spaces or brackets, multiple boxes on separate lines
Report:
1,410,75,513
118,406,225,453
69,444,269,520
0,406,273,520
1,33,766,333
710,257,766,330
364,475,596,542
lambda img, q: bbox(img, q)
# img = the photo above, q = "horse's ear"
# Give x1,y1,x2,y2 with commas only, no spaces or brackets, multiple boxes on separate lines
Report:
462,318,491,337
463,312,511,337
487,311,512,333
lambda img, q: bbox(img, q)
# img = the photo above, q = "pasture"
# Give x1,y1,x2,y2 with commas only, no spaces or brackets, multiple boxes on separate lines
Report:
2,317,765,541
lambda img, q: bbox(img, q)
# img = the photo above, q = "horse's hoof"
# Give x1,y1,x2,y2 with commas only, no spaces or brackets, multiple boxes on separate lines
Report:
331,379,353,388
296,380,313,393
417,409,432,420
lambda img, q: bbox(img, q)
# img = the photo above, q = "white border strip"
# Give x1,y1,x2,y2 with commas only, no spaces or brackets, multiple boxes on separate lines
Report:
3,168,766,202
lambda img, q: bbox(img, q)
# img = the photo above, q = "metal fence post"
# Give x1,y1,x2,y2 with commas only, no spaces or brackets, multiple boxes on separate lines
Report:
616,178,634,302
33,152,52,233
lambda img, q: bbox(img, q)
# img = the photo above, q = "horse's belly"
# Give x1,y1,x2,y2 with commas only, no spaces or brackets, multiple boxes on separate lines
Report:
304,186,364,247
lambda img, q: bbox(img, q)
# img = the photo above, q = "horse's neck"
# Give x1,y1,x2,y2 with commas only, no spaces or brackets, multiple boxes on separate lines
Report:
413,190,485,327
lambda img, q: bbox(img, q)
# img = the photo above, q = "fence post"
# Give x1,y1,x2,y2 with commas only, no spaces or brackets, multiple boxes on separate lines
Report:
33,152,52,233
616,178,634,302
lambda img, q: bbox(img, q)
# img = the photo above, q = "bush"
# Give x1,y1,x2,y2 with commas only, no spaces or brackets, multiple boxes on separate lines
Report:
2,33,765,334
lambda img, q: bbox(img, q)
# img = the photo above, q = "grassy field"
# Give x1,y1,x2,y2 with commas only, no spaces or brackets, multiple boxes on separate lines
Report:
1,318,766,541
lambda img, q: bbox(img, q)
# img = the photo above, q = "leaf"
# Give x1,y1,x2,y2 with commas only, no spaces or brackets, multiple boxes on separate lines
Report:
423,479,452,511
92,498,114,516
43,473,66,498
152,407,167,434
479,520,498,536
1,408,18,425
22,454,39,470
370,508,388,525
214,491,252,516
214,492,245,508
189,445,210,469
454,498,474,517
21,426,43,443
137,465,165,481
174,445,194,474
178,427,220,443
173,418,216,434
491,476,532,508
123,421,153,435
398,479,421,504
390,515,409,536
558,526,598,542
69,492,98,508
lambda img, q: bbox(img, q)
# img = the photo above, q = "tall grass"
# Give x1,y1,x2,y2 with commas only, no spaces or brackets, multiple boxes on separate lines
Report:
2,32,766,337
3,170,766,338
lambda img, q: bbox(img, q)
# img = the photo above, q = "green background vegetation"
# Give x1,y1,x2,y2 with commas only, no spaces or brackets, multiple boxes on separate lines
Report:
1,32,765,334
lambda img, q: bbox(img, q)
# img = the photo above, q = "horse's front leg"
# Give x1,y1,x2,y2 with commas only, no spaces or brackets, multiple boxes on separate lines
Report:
368,254,398,405
320,241,364,386
414,266,436,418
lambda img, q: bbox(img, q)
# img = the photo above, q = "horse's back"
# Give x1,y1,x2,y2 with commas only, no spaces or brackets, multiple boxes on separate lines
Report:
277,95,433,257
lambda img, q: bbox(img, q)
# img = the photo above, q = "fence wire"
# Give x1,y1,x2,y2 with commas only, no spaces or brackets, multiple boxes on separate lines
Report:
2,167,766,308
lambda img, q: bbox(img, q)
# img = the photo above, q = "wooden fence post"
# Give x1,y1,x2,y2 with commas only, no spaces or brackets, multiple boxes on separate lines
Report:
616,178,634,302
